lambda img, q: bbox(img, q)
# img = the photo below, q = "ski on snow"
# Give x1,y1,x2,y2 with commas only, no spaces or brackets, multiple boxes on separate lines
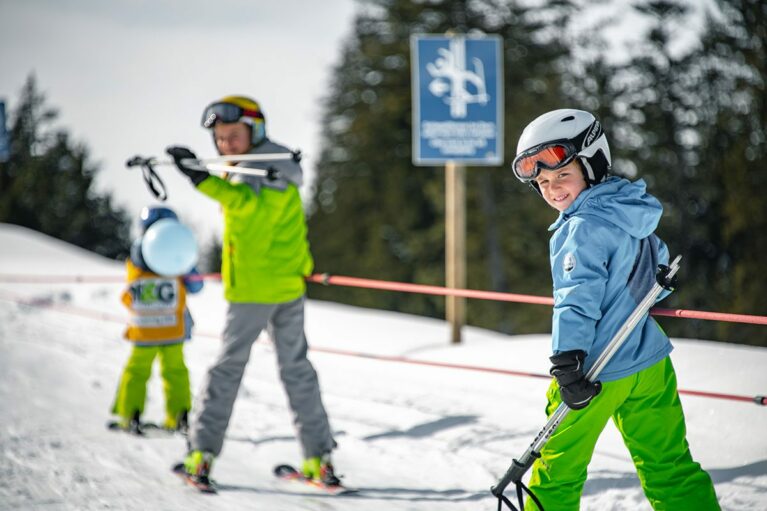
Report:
171,463,218,494
106,420,184,438
273,464,357,495
168,462,355,496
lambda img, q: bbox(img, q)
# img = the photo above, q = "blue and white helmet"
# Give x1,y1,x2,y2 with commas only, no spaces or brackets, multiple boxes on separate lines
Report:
138,206,177,233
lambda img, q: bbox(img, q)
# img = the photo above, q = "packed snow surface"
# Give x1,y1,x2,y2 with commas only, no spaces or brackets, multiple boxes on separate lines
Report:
1,223,765,510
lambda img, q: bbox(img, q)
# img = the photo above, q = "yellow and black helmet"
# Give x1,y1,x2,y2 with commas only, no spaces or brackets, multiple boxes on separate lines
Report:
200,95,266,146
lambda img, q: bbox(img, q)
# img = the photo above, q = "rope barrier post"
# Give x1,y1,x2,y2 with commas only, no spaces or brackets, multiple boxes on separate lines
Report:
445,161,466,344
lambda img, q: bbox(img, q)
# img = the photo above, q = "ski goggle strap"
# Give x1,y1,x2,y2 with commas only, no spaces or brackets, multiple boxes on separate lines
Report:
201,102,264,129
512,141,577,182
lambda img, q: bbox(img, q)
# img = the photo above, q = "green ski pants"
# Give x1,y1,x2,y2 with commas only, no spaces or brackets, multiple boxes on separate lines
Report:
525,356,719,511
112,343,191,425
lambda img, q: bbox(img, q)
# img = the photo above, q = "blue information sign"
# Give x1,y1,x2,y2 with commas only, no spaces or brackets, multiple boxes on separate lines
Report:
0,101,9,162
411,35,503,166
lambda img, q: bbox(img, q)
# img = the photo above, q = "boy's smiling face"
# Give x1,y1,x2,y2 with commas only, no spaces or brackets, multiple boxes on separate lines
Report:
534,160,588,212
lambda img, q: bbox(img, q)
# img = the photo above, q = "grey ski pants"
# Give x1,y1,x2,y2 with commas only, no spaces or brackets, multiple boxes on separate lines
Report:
189,296,337,458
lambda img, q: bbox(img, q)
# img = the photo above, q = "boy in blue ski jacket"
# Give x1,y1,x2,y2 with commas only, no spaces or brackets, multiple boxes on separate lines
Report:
511,109,719,510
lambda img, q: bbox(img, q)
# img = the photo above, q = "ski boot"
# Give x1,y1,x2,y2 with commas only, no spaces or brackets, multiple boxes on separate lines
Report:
119,410,143,435
184,450,214,478
164,410,189,435
172,450,216,493
302,453,341,486
176,410,189,435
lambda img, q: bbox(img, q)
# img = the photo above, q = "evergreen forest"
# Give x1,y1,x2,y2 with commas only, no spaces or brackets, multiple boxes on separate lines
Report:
1,0,764,346
305,0,766,345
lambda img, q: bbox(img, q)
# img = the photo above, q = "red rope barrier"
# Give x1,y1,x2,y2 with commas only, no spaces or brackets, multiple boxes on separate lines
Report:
306,274,555,305
650,307,767,326
309,346,765,406
306,274,767,326
0,289,763,406
2,272,767,326
0,274,124,283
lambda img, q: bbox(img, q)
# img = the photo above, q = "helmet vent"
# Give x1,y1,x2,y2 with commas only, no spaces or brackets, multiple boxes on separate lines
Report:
561,116,575,122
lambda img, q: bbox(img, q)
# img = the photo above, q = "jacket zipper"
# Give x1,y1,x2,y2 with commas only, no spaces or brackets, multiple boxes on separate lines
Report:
228,241,235,288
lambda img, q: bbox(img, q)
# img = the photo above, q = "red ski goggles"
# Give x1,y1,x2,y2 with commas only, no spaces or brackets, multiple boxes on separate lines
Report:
512,141,578,182
201,102,264,129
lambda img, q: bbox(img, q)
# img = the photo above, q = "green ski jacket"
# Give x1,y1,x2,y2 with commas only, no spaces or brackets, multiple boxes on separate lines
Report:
197,173,314,304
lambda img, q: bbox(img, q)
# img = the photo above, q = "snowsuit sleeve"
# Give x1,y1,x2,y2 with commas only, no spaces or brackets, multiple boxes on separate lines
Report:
183,267,204,294
550,218,614,356
196,174,259,212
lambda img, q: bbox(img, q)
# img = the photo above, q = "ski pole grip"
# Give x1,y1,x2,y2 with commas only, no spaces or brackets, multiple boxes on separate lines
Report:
126,155,147,168
656,263,679,291
491,456,536,497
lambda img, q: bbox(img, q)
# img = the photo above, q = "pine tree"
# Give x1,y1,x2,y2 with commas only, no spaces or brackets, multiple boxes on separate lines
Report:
307,0,576,334
691,0,767,345
562,0,767,345
0,75,130,259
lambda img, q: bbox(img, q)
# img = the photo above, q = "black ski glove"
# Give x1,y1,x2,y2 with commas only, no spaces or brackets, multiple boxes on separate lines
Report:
166,146,209,186
550,350,602,410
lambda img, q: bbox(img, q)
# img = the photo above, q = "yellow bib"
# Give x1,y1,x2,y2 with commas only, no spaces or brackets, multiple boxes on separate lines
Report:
121,260,186,342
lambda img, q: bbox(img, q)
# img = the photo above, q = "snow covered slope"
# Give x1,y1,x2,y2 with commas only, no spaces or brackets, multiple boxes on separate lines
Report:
1,223,765,510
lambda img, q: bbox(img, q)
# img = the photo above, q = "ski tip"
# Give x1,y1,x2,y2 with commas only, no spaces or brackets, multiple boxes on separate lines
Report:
273,464,299,477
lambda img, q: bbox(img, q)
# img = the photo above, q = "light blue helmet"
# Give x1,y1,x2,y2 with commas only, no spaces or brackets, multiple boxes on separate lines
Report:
139,206,177,233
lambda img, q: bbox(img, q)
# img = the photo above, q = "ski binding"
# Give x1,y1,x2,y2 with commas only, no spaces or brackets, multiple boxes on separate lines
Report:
172,462,217,494
273,464,356,495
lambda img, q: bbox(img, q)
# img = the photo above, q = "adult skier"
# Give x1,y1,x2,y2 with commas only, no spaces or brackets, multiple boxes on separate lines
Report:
166,96,338,489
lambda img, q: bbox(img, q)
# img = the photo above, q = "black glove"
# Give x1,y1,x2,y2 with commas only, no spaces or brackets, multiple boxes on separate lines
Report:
166,146,209,186
550,350,602,410
656,264,679,291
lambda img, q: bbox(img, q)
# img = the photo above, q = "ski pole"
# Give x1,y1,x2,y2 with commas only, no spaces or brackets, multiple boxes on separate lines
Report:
491,255,683,511
126,151,300,169
125,151,300,200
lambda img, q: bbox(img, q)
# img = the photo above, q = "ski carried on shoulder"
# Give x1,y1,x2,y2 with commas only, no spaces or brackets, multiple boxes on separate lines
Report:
273,464,357,495
171,462,217,494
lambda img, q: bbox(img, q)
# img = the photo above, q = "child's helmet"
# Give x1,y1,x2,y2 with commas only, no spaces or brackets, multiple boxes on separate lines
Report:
200,95,267,147
513,109,611,191
139,206,178,233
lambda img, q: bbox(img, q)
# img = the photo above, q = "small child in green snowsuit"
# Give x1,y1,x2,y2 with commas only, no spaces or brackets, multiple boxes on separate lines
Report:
111,206,203,433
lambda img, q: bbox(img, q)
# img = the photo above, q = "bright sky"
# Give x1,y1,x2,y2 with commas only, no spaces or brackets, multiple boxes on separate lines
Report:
0,0,718,247
0,0,357,241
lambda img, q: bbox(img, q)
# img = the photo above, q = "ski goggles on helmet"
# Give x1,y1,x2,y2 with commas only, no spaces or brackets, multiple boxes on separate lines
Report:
201,102,264,129
512,140,578,182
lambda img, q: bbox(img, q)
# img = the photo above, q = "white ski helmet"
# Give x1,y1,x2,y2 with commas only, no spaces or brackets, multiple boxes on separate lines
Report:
512,109,611,192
